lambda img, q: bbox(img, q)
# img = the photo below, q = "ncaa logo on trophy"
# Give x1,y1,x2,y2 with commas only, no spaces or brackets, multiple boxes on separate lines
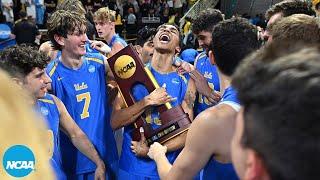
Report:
114,55,136,79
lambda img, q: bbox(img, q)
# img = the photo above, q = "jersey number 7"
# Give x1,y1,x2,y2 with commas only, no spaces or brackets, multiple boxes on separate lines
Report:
76,92,91,119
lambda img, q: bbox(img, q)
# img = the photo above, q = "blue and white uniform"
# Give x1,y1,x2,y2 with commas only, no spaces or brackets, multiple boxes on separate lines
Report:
37,93,66,180
194,52,220,116
46,53,118,179
118,66,190,179
108,34,127,49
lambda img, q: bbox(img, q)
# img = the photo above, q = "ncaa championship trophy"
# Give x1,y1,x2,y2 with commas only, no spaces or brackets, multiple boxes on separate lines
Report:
108,45,192,145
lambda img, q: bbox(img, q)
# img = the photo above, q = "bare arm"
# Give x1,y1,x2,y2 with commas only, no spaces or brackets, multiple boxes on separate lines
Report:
182,78,196,120
111,87,174,130
150,105,238,179
111,92,148,130
52,96,106,178
163,77,196,152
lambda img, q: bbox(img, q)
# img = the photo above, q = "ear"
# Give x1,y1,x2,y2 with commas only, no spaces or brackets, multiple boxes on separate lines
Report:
244,149,269,180
134,45,142,55
208,50,216,65
110,21,115,28
12,77,23,86
54,34,65,47
175,46,181,55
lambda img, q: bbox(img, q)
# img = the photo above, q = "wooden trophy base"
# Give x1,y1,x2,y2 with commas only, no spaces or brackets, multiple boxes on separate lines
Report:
132,105,191,145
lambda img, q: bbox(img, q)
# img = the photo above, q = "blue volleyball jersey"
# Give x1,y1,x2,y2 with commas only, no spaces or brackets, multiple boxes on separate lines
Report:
46,53,118,174
202,158,238,180
219,86,240,111
119,66,190,178
194,52,220,116
37,93,66,180
109,34,128,48
202,86,240,180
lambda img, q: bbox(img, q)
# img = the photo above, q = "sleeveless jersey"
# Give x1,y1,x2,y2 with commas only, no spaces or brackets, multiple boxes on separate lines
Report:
37,93,66,180
194,52,220,116
108,34,127,48
119,66,190,178
202,86,240,180
46,53,118,174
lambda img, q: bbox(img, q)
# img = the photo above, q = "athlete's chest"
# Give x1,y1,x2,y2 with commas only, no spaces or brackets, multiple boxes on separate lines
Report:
54,64,104,96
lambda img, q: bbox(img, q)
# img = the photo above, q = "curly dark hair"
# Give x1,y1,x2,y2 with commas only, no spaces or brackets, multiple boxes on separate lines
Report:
47,10,87,50
232,43,320,180
192,8,223,34
0,45,49,78
136,26,157,46
265,0,315,20
210,17,260,76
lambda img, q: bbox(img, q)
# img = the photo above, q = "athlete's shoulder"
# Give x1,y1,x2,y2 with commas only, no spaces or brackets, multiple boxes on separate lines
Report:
46,59,59,77
84,52,105,65
187,105,231,148
38,94,55,104
114,35,128,47
194,52,207,66
196,52,207,61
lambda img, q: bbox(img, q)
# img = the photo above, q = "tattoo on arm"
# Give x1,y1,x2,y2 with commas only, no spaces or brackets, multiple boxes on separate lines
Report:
185,90,196,109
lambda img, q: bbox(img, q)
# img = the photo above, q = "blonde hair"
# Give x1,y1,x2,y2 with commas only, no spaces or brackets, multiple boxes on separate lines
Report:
0,69,54,180
94,7,116,22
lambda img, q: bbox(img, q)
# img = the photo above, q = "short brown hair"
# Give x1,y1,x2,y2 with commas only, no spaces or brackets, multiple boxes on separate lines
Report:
265,0,315,20
56,0,86,15
270,14,320,43
47,10,87,50
94,7,116,23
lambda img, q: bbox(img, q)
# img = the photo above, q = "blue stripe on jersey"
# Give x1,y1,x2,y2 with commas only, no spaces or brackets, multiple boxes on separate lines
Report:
37,93,66,179
46,53,118,174
194,52,220,116
119,66,190,178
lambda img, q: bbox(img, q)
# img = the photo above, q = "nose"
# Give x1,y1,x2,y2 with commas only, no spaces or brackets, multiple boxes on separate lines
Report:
42,72,52,84
198,40,204,48
95,24,100,30
81,33,88,42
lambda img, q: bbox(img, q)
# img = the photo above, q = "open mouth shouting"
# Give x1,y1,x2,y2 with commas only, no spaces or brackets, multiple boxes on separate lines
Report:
159,34,171,43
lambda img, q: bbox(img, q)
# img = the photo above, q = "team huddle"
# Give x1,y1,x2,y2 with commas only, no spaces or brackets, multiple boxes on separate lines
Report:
1,0,320,180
